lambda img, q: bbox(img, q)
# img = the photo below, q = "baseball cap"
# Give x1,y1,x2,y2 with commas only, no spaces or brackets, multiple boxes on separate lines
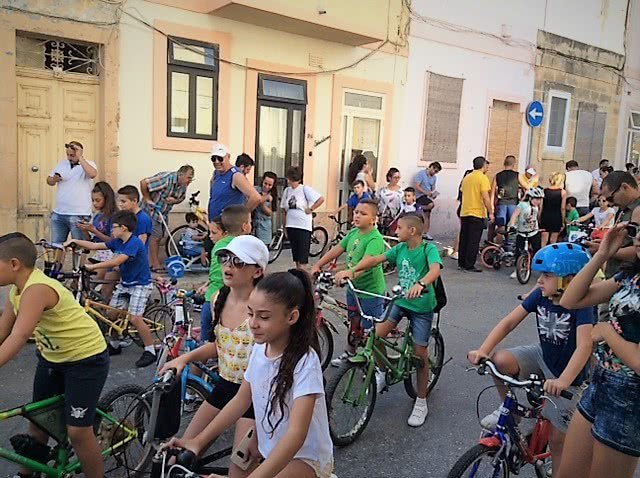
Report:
526,167,537,175
216,235,269,270
211,143,229,157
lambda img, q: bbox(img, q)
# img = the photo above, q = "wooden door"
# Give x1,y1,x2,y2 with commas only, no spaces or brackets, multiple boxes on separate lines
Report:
17,71,98,240
486,100,523,180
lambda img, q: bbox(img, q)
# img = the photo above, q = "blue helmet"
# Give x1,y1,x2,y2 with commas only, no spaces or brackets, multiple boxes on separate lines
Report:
531,242,591,277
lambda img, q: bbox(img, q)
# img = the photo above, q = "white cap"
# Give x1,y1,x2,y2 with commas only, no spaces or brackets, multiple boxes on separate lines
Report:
526,167,537,176
217,235,269,270
211,143,229,157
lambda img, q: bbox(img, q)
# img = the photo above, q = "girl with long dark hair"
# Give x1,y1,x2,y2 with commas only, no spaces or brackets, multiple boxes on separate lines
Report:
347,154,375,191
169,270,333,478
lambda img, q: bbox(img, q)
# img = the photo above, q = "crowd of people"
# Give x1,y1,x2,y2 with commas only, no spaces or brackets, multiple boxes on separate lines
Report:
0,139,638,478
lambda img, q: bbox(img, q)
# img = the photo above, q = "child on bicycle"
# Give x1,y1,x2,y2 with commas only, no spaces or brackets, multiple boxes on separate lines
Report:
336,213,442,427
181,212,206,258
117,185,153,247
311,199,386,365
0,232,108,478
576,195,615,241
66,210,158,367
168,269,333,478
467,242,594,472
162,235,269,477
564,196,580,237
507,187,543,279
555,220,640,478
334,179,371,217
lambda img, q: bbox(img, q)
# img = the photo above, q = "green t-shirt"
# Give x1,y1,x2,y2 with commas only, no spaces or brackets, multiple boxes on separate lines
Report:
384,241,443,313
566,209,580,233
339,227,386,297
205,235,234,302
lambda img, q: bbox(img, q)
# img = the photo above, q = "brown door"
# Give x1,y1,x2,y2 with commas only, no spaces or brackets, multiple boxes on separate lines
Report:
486,100,523,180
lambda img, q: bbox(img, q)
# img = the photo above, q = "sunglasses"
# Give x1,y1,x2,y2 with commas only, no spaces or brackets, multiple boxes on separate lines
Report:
211,155,225,163
605,184,621,203
64,143,77,150
626,222,640,240
217,253,246,268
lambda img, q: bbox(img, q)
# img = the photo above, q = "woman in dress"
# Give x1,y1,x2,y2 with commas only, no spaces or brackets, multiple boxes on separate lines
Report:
540,171,566,247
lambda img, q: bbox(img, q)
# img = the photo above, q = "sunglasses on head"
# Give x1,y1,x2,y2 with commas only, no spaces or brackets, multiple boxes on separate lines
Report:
65,143,77,150
211,155,224,163
626,222,640,240
217,253,246,268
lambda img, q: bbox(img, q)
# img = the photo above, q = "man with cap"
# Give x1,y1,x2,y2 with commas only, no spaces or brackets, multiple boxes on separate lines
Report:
518,167,539,194
208,143,261,221
458,156,494,272
140,164,195,271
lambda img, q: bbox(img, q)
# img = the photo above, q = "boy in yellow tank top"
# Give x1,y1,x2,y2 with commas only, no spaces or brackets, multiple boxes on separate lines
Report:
0,233,108,478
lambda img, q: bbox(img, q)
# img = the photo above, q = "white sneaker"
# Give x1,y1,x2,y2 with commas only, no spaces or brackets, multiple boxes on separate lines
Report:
407,399,429,427
510,271,517,279
375,367,387,393
450,252,459,260
330,351,351,367
480,409,501,431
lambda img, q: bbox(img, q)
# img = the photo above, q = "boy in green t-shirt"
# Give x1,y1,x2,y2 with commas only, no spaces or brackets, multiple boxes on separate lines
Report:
565,196,580,234
337,214,442,427
311,199,386,364
199,205,251,343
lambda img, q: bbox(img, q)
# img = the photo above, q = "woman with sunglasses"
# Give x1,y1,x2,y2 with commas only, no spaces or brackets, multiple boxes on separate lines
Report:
161,235,269,477
557,217,640,478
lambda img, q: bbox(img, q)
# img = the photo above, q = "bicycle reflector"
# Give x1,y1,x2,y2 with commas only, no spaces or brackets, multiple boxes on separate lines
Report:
165,255,186,279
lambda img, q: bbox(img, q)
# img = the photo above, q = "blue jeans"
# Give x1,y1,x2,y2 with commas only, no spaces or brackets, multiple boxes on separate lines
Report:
346,290,385,329
199,301,212,344
385,304,433,346
495,204,517,227
51,212,90,243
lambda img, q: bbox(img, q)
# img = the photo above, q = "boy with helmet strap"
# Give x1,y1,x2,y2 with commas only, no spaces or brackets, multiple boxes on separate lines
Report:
507,187,544,279
467,242,594,472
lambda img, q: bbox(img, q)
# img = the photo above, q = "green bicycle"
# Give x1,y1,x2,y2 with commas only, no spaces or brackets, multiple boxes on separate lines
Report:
325,279,445,446
0,384,151,478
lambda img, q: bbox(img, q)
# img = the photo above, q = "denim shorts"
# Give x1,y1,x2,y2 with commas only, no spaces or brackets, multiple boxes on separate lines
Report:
51,212,91,243
495,204,517,228
346,290,384,329
578,366,640,457
385,304,433,347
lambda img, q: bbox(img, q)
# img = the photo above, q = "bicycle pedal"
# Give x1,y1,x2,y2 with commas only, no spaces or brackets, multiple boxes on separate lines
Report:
10,434,51,463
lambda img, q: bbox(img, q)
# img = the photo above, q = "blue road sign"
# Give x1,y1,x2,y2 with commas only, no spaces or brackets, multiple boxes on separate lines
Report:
526,101,544,127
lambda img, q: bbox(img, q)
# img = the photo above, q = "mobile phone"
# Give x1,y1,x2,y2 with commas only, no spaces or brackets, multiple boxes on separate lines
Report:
230,427,255,471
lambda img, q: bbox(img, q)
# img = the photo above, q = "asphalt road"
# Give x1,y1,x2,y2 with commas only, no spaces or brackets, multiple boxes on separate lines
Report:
0,254,638,478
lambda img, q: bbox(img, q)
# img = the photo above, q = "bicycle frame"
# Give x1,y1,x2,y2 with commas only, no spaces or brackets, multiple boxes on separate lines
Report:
85,300,164,339
0,396,138,478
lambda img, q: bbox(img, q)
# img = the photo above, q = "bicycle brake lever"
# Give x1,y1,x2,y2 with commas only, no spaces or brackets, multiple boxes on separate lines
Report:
539,395,558,409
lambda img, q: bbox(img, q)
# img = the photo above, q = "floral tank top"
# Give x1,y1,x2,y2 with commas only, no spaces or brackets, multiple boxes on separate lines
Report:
214,319,254,384
595,272,640,377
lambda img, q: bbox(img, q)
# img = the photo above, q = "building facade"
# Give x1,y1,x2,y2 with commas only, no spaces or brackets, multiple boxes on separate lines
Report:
1,0,408,237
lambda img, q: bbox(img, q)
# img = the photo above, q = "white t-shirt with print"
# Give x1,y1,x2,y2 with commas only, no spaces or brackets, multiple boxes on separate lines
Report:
244,343,333,472
50,159,97,216
280,185,322,231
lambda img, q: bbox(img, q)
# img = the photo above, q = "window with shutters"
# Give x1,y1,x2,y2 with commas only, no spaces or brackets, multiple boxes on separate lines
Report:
545,90,571,152
422,72,463,163
573,108,606,170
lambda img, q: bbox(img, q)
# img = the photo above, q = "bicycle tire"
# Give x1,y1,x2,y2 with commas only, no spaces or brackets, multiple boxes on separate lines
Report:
165,224,207,259
309,226,328,257
447,444,509,478
317,321,334,371
516,253,531,284
403,328,445,399
326,362,376,447
130,305,173,348
480,245,501,269
268,230,284,264
96,384,152,477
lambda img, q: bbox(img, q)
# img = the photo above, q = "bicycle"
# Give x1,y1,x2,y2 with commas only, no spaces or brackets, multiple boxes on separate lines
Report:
165,191,209,273
267,212,328,263
447,359,573,478
480,229,516,270
0,382,151,477
513,232,537,285
314,272,350,370
325,279,445,446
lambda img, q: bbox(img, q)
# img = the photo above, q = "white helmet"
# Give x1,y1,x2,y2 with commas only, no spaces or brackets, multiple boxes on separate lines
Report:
527,187,544,198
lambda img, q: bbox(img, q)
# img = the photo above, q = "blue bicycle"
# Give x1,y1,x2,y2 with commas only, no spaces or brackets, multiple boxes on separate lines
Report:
447,359,572,478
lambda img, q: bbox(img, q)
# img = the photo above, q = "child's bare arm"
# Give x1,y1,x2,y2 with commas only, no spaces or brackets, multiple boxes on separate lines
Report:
0,297,17,345
64,239,107,251
545,323,592,396
87,254,128,271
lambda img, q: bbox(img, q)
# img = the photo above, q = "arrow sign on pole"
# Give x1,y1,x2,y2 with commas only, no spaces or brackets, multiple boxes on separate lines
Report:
526,101,544,127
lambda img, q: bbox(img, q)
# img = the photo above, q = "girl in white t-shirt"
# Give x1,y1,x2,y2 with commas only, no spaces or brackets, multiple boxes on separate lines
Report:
577,196,616,241
169,270,333,478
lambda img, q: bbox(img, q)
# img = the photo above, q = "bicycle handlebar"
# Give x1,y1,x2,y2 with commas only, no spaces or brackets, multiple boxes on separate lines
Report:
477,359,573,400
36,239,64,250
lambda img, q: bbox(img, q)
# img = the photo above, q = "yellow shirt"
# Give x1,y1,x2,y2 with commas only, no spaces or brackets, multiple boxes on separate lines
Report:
460,170,491,218
519,173,539,190
9,269,106,363
215,319,253,384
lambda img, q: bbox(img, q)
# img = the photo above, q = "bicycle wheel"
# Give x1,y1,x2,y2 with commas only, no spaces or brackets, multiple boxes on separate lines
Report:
309,226,328,257
96,384,152,476
447,444,509,478
317,321,334,371
268,230,284,264
130,305,173,347
516,253,532,284
325,362,376,446
404,328,445,398
480,245,501,269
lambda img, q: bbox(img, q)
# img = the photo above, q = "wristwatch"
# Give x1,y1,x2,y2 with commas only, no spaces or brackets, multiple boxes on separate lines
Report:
417,280,427,289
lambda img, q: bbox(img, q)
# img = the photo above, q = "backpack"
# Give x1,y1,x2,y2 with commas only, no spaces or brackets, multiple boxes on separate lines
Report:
423,242,447,313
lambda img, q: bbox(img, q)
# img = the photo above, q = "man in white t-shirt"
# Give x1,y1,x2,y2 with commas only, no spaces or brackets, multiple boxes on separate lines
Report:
565,160,598,216
591,159,609,188
46,141,97,243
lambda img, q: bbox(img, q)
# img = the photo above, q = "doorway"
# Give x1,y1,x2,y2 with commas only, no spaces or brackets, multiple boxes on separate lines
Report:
485,100,523,180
